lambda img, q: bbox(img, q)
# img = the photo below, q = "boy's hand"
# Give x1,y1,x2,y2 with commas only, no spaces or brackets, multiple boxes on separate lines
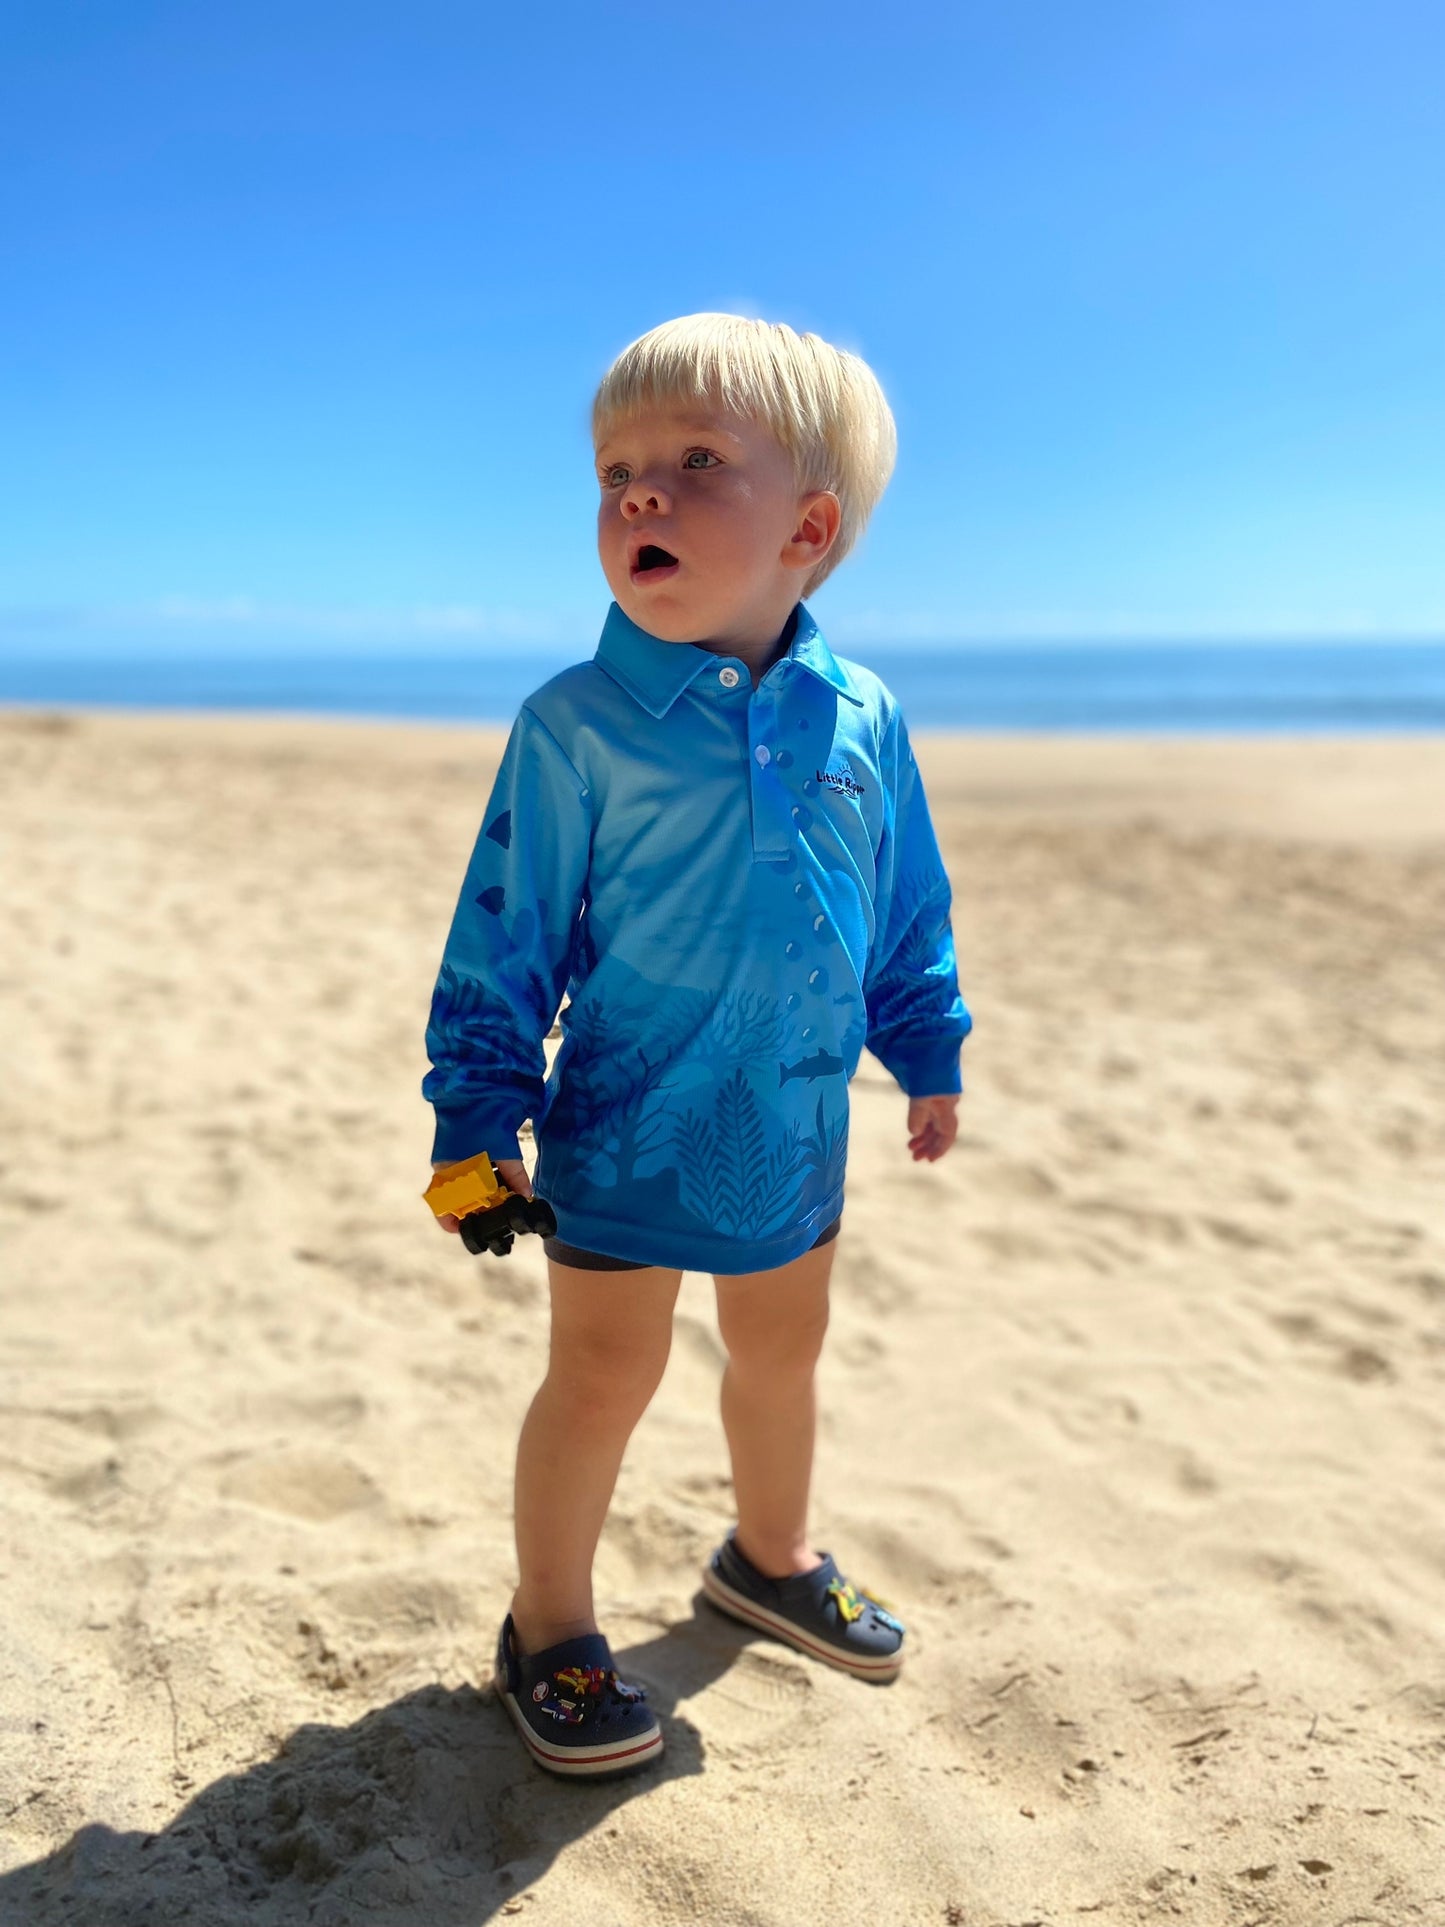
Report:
907,1093,960,1163
428,1156,534,1234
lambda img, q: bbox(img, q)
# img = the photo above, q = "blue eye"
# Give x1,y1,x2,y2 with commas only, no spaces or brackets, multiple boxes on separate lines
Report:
601,449,718,486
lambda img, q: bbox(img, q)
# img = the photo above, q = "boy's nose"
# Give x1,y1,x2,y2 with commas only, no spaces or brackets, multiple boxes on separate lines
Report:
622,478,671,515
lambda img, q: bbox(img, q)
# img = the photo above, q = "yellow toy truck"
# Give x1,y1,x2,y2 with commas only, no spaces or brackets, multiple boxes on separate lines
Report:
422,1150,558,1257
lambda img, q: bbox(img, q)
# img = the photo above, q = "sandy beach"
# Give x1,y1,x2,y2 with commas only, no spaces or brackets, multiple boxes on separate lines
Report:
0,704,1441,1927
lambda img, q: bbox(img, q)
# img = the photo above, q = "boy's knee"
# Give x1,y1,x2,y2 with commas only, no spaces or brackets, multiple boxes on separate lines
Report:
719,1299,830,1379
544,1330,669,1423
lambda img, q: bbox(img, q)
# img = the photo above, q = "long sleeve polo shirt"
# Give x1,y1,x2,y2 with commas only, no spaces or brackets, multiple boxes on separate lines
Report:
421,597,972,1275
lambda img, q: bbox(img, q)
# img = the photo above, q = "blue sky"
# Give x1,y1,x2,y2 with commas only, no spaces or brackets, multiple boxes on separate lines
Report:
2,0,1442,657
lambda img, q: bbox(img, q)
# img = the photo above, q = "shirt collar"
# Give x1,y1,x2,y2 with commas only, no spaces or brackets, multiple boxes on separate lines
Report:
593,599,865,718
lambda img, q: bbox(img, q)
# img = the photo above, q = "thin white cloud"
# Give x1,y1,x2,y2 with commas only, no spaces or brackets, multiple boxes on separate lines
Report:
825,605,1445,645
0,598,585,647
147,597,570,640
152,595,263,625
1,598,1441,650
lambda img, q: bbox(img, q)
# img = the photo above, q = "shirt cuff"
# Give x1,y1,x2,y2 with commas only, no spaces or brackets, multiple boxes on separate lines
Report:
430,1103,524,1167
893,1038,965,1098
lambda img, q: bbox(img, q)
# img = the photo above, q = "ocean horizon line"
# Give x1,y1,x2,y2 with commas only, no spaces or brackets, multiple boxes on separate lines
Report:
5,631,1445,661
4,639,1444,734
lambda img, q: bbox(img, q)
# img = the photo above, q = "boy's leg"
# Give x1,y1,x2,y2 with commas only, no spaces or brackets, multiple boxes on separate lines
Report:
713,1240,835,1579
510,1258,682,1655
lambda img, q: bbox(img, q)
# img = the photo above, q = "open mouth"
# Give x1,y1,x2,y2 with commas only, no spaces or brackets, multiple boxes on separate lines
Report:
632,544,679,581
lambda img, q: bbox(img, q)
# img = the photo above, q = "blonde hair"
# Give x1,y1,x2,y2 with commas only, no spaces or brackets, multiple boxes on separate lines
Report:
591,312,897,599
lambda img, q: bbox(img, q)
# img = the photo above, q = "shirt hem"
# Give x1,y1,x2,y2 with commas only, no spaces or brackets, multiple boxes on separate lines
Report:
541,1190,846,1276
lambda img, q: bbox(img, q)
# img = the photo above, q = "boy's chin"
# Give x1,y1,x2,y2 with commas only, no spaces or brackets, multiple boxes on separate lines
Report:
614,586,707,644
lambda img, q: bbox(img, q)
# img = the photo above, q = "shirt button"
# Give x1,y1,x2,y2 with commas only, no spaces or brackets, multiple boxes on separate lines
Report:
718,665,740,688
754,744,771,767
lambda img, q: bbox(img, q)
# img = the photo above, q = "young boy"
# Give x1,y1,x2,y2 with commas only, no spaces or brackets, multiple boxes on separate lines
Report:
421,313,971,1778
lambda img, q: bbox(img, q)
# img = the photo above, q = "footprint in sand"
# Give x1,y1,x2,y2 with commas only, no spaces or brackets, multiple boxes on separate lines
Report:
218,1450,381,1520
932,1663,1112,1797
1266,1308,1397,1383
704,1648,814,1755
597,1502,716,1586
320,1570,469,1633
831,1247,916,1314
830,1327,887,1371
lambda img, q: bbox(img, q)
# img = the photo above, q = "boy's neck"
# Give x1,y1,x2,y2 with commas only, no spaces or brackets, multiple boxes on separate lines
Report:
690,604,800,686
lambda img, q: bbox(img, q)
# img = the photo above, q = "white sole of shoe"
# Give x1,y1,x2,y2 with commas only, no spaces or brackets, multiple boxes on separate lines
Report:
701,1564,904,1681
495,1675,664,1777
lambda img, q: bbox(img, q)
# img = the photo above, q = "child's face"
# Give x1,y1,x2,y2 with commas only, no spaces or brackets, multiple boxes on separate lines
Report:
595,402,833,650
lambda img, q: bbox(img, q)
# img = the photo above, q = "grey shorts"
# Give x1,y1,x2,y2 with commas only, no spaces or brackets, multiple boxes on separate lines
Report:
543,1213,843,1272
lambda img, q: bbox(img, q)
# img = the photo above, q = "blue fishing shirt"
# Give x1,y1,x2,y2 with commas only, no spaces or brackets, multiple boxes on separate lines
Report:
422,598,971,1274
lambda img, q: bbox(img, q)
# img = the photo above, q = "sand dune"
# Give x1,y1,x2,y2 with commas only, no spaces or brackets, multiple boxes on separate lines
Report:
0,707,1441,1926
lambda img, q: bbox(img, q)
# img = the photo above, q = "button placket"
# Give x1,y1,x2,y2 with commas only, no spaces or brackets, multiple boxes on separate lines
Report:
748,690,791,860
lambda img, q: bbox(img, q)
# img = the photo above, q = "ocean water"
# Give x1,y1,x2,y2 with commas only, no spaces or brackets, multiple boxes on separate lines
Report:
2,642,1444,732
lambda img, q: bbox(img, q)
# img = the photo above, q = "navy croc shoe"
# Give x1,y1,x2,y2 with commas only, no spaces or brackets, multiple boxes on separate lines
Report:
493,1613,664,1778
701,1533,905,1681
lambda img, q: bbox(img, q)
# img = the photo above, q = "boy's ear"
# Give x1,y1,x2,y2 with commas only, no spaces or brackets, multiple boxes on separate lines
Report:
782,490,842,573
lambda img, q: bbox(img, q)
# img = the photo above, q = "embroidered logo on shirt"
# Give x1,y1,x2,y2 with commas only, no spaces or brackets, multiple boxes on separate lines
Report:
816,762,864,799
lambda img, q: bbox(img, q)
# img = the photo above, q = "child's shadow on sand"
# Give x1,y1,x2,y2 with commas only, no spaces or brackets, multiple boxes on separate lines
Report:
1,1597,745,1927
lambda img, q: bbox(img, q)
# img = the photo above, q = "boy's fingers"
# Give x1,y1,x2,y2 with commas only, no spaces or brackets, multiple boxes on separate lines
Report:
493,1159,534,1200
907,1115,956,1161
426,1155,531,1231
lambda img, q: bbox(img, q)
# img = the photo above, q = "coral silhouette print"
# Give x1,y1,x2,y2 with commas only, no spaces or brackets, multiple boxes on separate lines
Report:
538,958,849,1239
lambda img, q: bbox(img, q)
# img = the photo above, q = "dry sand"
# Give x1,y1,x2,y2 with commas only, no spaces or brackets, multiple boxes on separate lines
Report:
0,707,1441,1927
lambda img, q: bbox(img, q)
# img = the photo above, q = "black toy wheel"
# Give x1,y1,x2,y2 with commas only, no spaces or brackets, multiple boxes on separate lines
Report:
524,1198,558,1238
456,1191,557,1256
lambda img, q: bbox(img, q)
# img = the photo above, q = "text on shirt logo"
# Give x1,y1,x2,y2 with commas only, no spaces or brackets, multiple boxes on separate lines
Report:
816,763,865,799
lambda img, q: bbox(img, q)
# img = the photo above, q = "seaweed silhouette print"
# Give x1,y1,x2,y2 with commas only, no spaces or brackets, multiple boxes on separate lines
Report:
798,1087,848,1195
673,1070,786,1238
672,1079,845,1240
748,1117,808,1230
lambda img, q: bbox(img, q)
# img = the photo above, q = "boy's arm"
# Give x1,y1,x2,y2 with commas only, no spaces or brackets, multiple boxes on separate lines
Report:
862,706,972,1096
421,705,593,1166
